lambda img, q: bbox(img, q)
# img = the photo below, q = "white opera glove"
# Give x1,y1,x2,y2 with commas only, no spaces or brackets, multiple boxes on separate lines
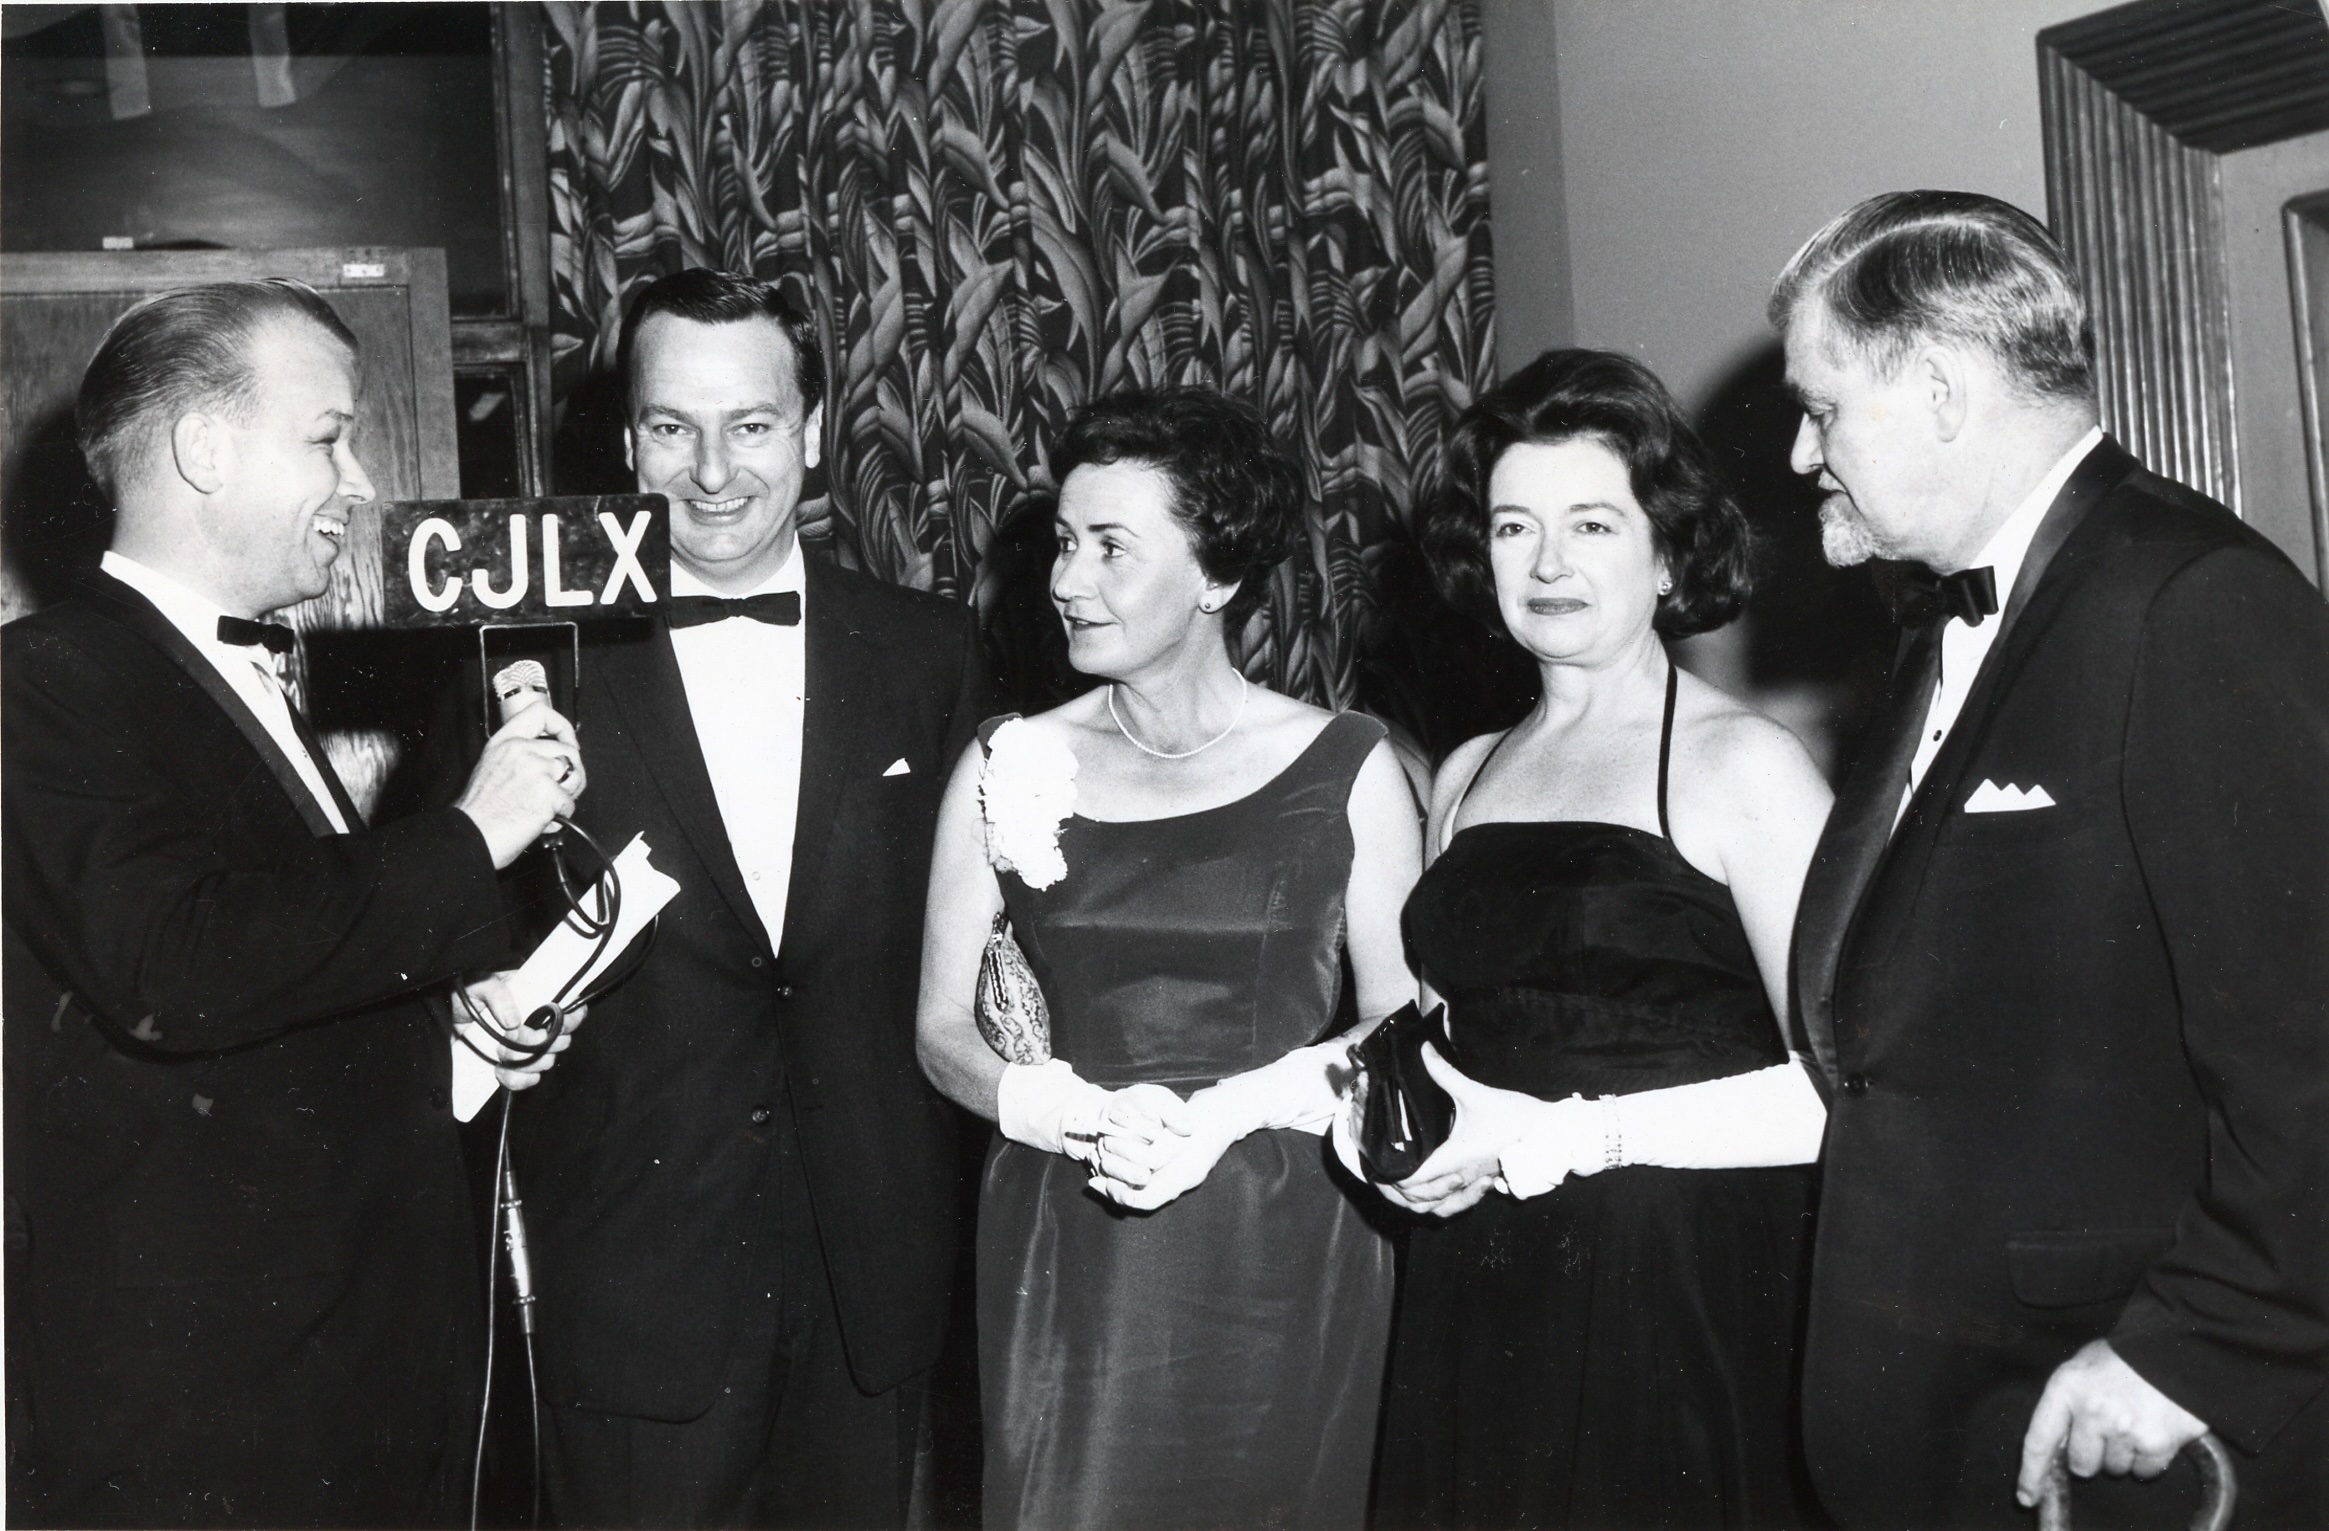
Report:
1488,1093,1605,1199
1501,1059,1827,1196
1191,1040,1352,1139
1607,1057,1826,1169
1392,1046,1586,1212
1094,1043,1349,1213
995,1058,1112,1164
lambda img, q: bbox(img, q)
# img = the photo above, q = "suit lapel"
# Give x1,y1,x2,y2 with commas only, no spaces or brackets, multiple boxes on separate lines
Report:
84,576,342,840
1792,437,2137,1079
1892,439,2134,837
596,622,775,955
1792,620,1939,1081
781,560,877,956
282,693,367,831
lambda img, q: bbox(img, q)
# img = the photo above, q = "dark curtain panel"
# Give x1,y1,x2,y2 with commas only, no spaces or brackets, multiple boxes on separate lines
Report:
544,0,1495,712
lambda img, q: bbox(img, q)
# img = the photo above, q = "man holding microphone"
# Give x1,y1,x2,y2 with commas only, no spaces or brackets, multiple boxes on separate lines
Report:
4,279,584,1527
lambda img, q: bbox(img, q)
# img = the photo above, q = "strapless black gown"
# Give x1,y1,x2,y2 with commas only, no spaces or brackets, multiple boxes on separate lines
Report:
979,712,1395,1531
1377,817,1820,1530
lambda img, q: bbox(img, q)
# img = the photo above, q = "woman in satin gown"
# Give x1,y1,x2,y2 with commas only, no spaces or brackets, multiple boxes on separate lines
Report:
1356,349,1836,1529
916,389,1422,1531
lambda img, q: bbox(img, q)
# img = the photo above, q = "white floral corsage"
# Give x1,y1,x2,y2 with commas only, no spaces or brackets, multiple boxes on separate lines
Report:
979,719,1079,890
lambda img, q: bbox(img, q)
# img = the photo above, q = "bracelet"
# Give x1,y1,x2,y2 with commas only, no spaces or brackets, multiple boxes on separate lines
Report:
1598,1094,1623,1171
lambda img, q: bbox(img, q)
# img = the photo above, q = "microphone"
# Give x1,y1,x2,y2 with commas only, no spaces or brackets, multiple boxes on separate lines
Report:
490,658,553,723
491,659,571,853
366,500,672,1521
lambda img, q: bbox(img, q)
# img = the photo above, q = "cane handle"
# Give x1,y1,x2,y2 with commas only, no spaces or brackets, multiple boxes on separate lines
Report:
2035,1431,2236,1531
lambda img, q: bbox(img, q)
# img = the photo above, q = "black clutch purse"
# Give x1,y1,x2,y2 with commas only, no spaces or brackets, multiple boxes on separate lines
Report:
1352,1000,1455,1183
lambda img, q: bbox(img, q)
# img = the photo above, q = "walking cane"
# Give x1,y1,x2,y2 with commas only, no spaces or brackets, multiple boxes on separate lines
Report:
2035,1433,2237,1531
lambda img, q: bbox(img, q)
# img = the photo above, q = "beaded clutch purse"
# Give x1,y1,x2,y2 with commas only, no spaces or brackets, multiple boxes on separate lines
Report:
974,911,1051,1065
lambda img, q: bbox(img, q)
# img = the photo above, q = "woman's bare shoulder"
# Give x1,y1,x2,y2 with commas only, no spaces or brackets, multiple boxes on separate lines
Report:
1422,729,1508,833
1248,683,1335,732
1669,674,1829,814
1008,688,1111,744
1432,729,1504,791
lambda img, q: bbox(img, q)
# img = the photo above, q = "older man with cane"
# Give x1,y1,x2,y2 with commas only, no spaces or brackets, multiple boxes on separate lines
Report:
1780,192,2326,1529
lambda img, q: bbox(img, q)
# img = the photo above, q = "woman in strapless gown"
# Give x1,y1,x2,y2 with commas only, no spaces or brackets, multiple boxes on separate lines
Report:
915,389,1421,1531
1356,350,1836,1529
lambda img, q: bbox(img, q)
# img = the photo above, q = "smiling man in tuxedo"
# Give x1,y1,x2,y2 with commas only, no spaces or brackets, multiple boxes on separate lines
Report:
1778,192,2327,1528
505,269,995,1528
4,279,583,1527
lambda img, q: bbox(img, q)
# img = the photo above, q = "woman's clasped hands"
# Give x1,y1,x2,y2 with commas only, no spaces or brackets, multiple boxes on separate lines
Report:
1354,1043,1606,1217
1081,1039,1355,1211
1080,1084,1240,1212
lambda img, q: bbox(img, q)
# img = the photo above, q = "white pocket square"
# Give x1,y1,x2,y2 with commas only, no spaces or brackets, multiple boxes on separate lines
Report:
882,758,912,778
1963,778,2055,813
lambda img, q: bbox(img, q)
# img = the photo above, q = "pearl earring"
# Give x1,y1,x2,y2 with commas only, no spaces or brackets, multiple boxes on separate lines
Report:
1657,577,1673,597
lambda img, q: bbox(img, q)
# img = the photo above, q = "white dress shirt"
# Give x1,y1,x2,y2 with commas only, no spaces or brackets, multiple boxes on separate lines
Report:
1896,426,2104,827
667,554,808,948
101,551,350,833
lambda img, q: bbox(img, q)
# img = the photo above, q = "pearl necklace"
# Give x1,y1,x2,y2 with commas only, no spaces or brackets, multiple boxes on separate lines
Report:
1109,673,1251,760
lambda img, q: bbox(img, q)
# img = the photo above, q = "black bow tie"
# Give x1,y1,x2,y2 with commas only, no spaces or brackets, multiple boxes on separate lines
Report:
664,591,802,629
216,616,296,655
1882,563,1999,629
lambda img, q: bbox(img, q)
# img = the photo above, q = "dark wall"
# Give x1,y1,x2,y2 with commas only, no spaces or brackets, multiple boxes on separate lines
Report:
2,5,507,316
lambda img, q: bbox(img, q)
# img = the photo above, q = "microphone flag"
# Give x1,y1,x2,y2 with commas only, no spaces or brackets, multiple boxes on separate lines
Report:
381,495,671,627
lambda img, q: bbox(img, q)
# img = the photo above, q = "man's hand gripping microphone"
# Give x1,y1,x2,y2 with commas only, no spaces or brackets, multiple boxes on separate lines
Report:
453,668,585,872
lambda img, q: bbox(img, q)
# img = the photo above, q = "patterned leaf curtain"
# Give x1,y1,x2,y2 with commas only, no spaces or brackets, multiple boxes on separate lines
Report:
544,0,1495,710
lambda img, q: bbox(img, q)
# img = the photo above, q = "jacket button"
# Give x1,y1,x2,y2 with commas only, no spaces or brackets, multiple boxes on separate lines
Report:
773,984,794,1000
749,1105,773,1126
1843,1073,1869,1096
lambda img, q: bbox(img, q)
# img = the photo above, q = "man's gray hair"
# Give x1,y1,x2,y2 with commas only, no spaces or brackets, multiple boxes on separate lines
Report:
1768,190,2094,402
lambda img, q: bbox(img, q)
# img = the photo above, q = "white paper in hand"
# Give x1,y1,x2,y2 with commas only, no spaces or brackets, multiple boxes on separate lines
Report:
453,834,681,1120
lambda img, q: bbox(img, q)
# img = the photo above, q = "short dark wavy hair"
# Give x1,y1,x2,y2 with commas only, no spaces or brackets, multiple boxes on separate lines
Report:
1052,388,1303,625
1768,190,2093,402
1423,348,1751,639
617,267,826,418
77,278,359,502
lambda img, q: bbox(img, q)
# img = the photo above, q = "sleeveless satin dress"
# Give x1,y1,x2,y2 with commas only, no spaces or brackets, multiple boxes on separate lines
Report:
978,712,1396,1531
1377,671,1819,1530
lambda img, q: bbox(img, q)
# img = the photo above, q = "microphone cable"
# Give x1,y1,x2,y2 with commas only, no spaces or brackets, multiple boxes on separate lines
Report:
469,1095,520,1531
452,816,629,1069
462,813,660,1530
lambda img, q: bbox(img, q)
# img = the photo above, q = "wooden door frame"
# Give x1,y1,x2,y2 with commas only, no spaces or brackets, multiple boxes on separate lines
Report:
2287,191,2329,585
0,245,459,500
2038,0,2329,550
453,1,554,494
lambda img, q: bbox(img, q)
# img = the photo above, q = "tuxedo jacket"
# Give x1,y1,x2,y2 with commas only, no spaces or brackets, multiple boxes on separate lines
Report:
2,573,512,1528
1792,439,2328,1527
506,556,993,1421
